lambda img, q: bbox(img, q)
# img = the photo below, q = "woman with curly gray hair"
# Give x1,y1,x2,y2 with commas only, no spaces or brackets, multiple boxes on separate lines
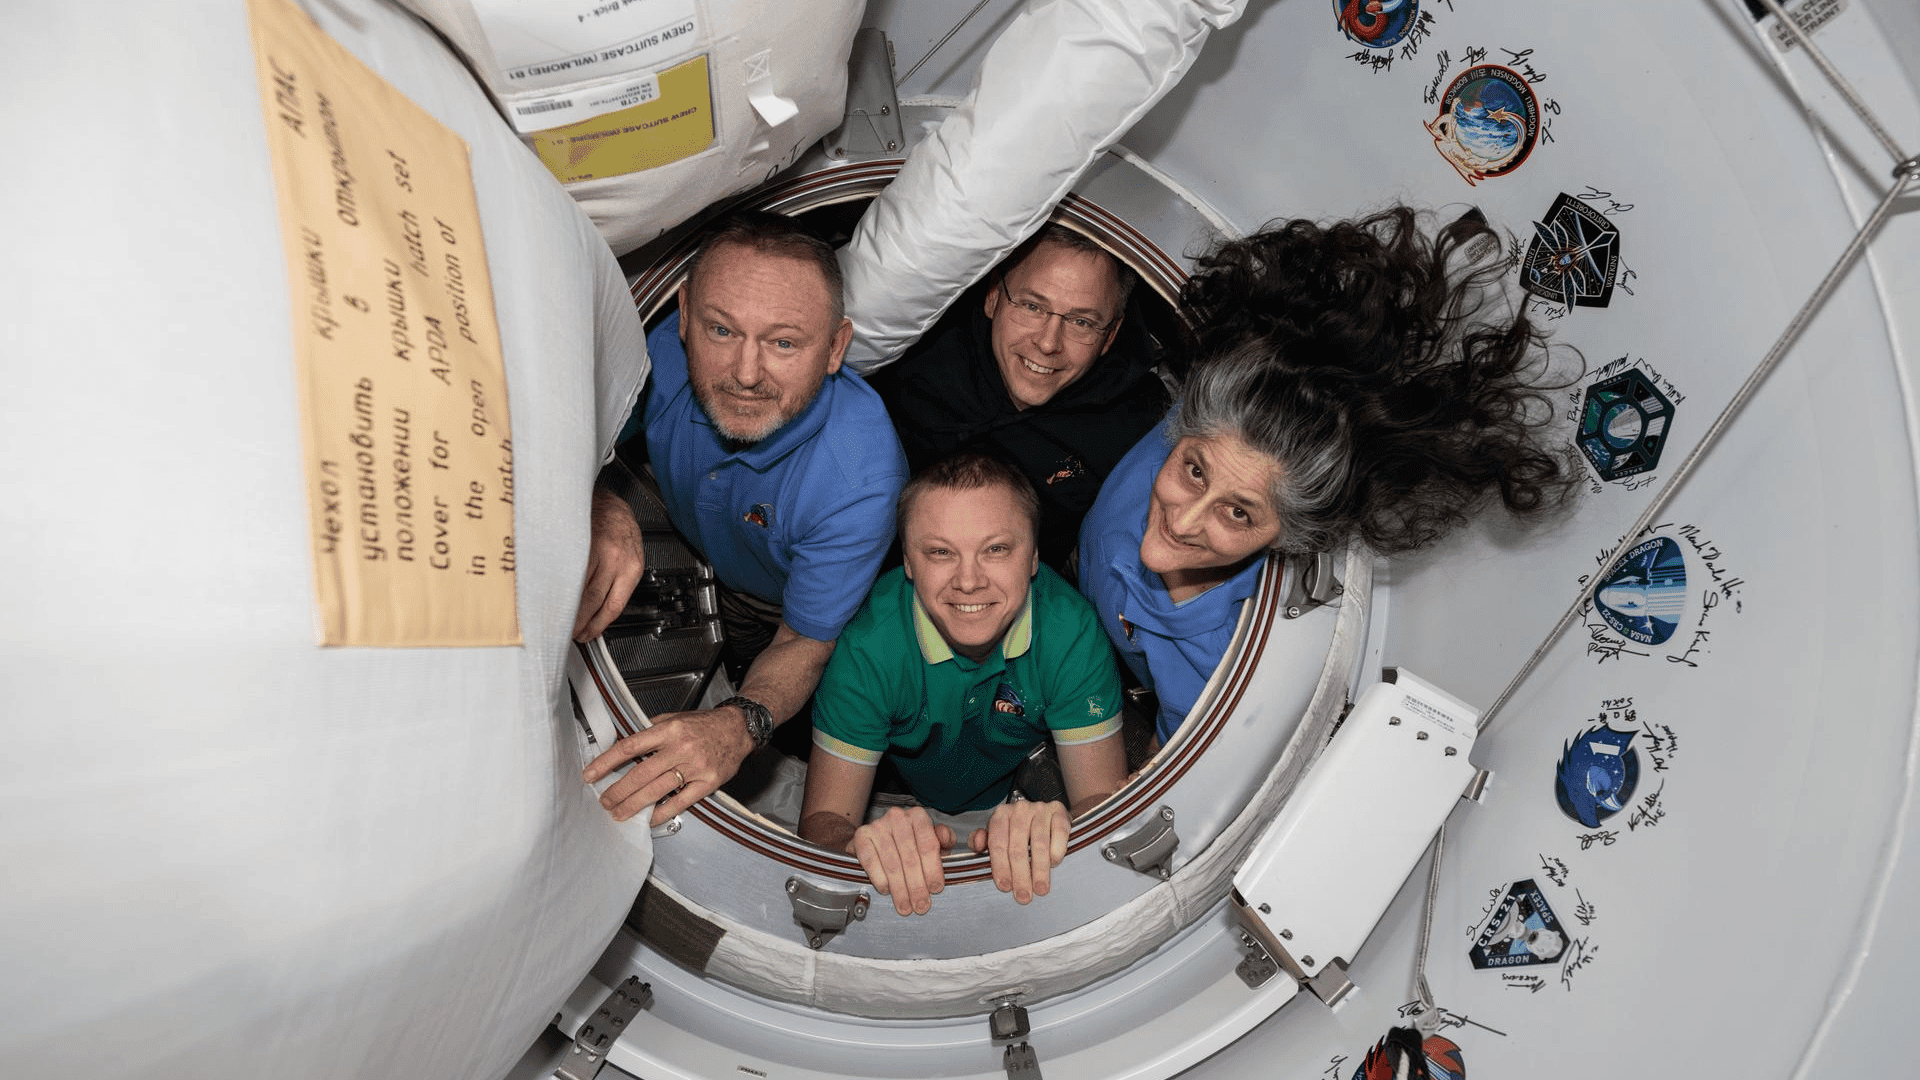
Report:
1078,206,1576,747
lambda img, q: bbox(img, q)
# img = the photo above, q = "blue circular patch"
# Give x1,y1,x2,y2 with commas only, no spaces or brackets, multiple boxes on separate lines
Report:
1554,725,1641,827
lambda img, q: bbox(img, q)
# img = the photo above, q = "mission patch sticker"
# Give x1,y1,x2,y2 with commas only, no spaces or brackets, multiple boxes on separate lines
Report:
1593,536,1687,646
1470,878,1568,969
1522,193,1622,309
1335,0,1421,48
1578,369,1675,482
1425,65,1539,185
1555,726,1641,827
1352,1028,1466,1080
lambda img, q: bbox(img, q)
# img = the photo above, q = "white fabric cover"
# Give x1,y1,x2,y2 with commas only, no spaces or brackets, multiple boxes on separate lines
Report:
675,555,1369,1018
400,0,863,256
1,3,649,1078
837,0,1248,372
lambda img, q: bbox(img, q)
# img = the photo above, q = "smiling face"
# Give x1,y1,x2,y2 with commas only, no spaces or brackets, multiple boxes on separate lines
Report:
1138,432,1286,595
679,241,852,443
982,240,1125,411
902,483,1039,662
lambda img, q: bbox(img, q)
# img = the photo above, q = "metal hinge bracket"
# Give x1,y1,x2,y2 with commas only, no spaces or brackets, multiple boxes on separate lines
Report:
1230,891,1355,1006
786,876,869,949
824,28,904,159
1235,930,1280,988
557,976,652,1080
1102,805,1179,879
1462,767,1493,803
1307,956,1355,1007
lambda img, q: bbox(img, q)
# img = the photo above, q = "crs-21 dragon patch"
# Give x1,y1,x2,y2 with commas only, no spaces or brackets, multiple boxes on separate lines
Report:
1469,878,1569,969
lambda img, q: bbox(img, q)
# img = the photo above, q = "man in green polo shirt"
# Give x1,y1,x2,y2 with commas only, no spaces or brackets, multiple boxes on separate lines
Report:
799,454,1126,916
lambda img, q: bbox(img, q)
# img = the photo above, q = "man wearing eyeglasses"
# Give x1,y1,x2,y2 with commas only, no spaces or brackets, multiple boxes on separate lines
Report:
867,225,1171,579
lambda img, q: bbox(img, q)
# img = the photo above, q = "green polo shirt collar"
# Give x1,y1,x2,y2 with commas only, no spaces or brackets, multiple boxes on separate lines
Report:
911,590,1034,665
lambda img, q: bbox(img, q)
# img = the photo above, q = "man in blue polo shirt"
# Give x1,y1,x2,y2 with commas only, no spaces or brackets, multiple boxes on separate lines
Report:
579,213,908,826
798,455,1126,916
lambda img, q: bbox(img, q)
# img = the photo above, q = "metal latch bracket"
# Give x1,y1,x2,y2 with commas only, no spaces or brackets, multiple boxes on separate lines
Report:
557,976,652,1080
989,1001,1044,1079
1102,806,1179,880
786,876,870,949
1231,891,1357,1006
1282,551,1341,619
1235,929,1280,988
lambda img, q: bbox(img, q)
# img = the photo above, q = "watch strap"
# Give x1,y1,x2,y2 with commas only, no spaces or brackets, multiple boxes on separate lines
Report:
717,695,774,749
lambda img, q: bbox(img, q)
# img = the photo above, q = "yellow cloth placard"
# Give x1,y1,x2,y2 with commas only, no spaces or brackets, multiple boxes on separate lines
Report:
529,54,716,183
247,0,521,647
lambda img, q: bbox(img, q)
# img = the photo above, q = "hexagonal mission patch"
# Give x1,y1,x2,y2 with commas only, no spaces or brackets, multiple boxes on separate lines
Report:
1578,369,1674,482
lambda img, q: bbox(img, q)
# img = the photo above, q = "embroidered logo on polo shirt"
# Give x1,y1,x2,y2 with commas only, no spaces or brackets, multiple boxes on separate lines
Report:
992,682,1025,717
1045,454,1087,486
742,503,774,528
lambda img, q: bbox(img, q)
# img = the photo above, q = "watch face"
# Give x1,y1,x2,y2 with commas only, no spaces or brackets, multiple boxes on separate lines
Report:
725,697,772,746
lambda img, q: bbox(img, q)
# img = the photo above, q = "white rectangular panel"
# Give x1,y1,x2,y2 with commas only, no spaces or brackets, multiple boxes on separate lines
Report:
1233,671,1478,985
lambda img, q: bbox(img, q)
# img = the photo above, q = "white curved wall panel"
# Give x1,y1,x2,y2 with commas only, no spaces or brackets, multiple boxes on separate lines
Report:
1106,0,1920,1076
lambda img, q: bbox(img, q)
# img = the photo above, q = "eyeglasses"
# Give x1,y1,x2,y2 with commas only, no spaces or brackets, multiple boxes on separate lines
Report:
997,280,1115,346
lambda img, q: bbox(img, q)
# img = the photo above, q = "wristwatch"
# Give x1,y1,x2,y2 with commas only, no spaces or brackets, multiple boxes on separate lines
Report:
717,695,774,749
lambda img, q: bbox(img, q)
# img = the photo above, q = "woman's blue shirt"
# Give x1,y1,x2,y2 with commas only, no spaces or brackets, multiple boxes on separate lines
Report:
1077,420,1267,744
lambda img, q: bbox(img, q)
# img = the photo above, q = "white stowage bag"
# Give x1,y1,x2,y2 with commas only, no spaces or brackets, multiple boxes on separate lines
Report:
399,0,863,255
1,3,650,1078
838,0,1249,372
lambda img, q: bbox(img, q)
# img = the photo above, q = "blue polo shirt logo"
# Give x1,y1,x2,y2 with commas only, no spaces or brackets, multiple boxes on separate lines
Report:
742,502,774,528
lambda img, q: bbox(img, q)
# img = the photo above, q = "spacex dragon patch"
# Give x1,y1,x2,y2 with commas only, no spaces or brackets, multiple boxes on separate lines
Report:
1593,536,1686,646
1470,878,1569,969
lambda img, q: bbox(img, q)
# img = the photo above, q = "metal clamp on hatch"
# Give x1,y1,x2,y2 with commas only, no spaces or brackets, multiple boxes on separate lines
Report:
989,1000,1044,1079
592,458,725,719
1281,550,1341,619
1102,806,1179,880
1230,670,1479,1005
786,876,870,950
